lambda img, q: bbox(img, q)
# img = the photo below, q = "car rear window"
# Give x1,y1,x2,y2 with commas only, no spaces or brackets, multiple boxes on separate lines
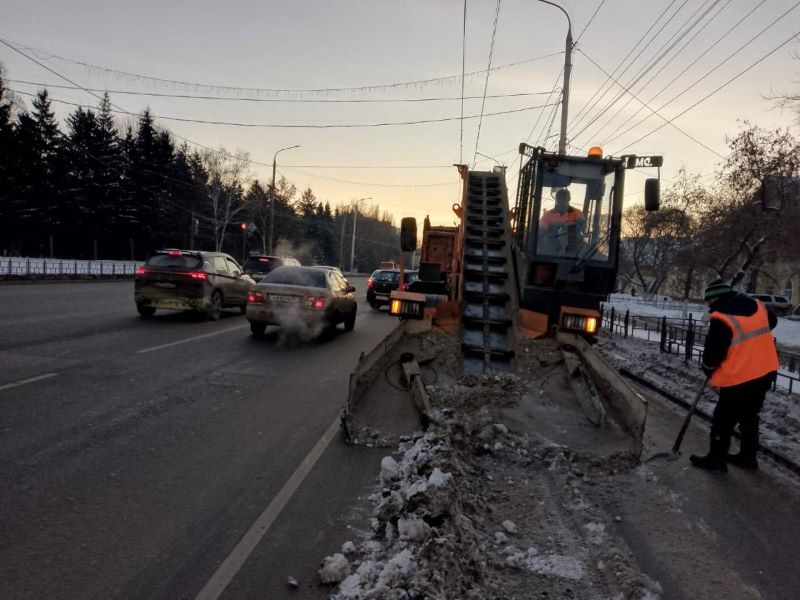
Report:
244,257,281,273
775,296,789,303
376,271,399,284
404,271,419,283
263,266,326,288
146,254,203,269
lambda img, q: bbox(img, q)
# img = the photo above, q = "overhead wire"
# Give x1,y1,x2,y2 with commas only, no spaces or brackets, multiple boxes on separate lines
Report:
576,49,726,159
9,37,562,97
612,29,800,155
575,0,724,146
600,0,773,148
569,0,692,138
567,0,679,135
8,89,559,129
605,1,800,149
5,81,557,103
472,0,502,169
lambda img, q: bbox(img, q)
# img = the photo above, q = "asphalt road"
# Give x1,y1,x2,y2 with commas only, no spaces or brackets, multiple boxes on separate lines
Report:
0,278,398,600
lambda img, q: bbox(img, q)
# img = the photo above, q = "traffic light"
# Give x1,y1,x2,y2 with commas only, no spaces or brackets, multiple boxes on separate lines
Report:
240,222,247,231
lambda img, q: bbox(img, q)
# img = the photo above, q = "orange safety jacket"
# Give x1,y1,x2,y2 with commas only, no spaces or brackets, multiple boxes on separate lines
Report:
540,207,583,229
709,302,779,387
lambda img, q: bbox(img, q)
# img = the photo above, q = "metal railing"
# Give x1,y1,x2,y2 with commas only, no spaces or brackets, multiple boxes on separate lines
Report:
600,305,800,394
0,257,141,279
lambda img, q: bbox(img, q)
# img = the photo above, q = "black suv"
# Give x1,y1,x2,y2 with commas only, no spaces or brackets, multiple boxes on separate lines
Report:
242,254,301,280
367,269,419,309
134,250,255,320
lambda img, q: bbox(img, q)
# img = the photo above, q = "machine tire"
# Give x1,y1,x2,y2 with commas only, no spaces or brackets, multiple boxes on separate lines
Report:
344,308,357,331
250,322,266,338
137,304,156,318
206,291,223,321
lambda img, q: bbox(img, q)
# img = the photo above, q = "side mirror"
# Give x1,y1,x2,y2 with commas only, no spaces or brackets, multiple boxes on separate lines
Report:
400,217,417,252
645,178,660,211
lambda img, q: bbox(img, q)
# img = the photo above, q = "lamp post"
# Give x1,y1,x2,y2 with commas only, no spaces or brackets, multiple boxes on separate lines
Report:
536,0,572,154
269,144,300,254
350,197,372,274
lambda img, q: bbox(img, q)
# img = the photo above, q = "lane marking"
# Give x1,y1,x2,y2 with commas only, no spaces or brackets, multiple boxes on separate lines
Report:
194,415,341,600
0,372,58,391
136,325,249,354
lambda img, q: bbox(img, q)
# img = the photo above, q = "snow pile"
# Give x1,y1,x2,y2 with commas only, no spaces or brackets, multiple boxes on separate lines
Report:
597,334,800,464
322,358,663,599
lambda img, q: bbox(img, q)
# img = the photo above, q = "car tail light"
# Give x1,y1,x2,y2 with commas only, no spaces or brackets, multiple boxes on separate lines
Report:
248,291,265,303
399,282,408,291
367,277,374,288
304,296,326,309
167,250,183,256
189,272,207,280
135,266,147,275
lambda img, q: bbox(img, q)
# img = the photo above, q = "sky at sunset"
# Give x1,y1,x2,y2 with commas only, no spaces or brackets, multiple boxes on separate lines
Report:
2,0,799,229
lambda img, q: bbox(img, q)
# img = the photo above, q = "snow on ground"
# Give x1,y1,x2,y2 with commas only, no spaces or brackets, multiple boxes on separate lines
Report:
604,293,800,351
319,319,800,599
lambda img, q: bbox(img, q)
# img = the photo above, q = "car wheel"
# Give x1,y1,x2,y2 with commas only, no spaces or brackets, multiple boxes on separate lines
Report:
344,308,357,331
250,322,266,338
370,301,380,310
206,291,223,320
137,304,156,318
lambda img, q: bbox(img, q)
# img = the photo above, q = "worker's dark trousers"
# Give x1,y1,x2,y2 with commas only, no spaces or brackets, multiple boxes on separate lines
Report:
710,375,772,459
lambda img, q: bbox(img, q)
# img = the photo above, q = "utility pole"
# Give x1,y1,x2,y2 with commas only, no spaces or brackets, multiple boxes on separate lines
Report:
535,0,572,154
269,145,300,254
339,218,346,270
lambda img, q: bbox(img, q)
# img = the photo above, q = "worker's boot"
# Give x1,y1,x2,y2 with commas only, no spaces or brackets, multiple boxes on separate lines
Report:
690,436,728,472
727,453,758,470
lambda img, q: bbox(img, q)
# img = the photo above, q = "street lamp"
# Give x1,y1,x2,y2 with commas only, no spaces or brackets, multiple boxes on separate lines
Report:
535,0,572,154
269,144,300,254
350,197,372,274
475,152,504,168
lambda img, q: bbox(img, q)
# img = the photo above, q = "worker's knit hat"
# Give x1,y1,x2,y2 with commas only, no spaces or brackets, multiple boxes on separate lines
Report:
704,280,733,300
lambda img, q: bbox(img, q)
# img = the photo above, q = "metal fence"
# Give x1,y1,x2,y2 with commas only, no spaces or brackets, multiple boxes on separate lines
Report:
0,257,141,278
600,305,800,394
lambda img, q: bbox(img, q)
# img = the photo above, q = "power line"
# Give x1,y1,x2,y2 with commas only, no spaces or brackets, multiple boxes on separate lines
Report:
5,80,556,103
9,89,559,129
574,0,607,44
612,29,800,155
605,2,800,149
278,167,457,188
10,38,562,96
599,0,764,147
567,0,679,134
575,0,724,145
460,0,467,164
575,49,726,159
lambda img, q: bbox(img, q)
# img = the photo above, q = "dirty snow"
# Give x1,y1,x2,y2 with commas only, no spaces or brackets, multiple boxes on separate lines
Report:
320,324,799,599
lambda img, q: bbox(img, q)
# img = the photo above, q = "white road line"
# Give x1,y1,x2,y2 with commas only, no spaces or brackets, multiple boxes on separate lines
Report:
136,325,249,354
194,415,341,600
0,372,58,391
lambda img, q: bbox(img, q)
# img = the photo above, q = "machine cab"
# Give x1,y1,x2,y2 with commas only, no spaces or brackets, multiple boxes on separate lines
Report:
513,145,658,332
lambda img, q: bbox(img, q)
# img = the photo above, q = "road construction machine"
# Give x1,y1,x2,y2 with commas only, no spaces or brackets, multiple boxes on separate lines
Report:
389,144,662,373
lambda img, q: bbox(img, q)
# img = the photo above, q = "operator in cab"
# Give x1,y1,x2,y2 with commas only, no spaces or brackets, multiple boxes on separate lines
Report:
538,188,586,256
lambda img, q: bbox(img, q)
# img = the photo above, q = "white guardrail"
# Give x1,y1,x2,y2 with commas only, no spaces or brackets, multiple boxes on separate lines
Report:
0,256,143,278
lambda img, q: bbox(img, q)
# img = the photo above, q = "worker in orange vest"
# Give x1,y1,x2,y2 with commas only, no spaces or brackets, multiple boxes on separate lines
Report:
539,188,586,256
691,280,779,471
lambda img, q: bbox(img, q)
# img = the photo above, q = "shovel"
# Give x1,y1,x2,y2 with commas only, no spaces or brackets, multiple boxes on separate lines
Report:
646,377,708,463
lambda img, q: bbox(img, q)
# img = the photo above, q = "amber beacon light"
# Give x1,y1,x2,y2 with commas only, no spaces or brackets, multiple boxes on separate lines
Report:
587,146,603,158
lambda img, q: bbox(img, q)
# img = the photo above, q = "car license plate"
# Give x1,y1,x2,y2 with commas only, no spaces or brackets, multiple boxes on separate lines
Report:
375,294,389,300
269,294,299,303
155,282,176,288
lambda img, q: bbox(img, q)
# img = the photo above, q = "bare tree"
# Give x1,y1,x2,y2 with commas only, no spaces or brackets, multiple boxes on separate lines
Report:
701,123,800,287
201,148,252,251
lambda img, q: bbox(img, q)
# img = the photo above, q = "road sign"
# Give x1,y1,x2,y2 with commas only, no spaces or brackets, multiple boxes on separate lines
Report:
247,223,257,233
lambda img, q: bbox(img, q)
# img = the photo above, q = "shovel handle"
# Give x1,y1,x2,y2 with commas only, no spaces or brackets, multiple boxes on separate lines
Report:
671,377,709,455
